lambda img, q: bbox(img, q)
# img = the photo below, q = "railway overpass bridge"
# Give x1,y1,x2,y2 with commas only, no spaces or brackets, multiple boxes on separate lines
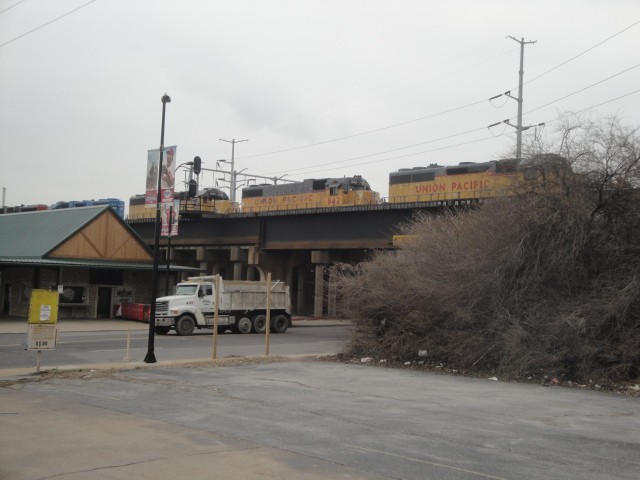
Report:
128,202,451,317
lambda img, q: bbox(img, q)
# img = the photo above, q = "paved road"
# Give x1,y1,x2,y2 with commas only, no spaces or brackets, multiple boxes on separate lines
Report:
2,360,638,480
0,325,350,371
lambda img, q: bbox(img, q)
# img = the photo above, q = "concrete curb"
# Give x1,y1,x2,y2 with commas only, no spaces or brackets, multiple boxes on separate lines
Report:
0,353,337,382
0,317,352,334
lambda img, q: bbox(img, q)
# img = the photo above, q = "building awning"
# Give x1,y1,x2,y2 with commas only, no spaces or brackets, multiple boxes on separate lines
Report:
0,257,200,272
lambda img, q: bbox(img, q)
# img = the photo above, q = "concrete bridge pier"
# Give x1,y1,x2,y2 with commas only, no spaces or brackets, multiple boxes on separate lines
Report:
230,247,247,280
311,250,331,318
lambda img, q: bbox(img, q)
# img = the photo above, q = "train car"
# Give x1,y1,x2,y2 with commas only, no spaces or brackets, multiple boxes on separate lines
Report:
127,188,238,220
241,175,380,213
179,188,239,216
388,158,540,204
92,198,125,218
127,194,149,220
1,204,48,214
50,198,125,218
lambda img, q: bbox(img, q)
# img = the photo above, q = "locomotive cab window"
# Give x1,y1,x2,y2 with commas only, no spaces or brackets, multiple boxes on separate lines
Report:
524,168,538,181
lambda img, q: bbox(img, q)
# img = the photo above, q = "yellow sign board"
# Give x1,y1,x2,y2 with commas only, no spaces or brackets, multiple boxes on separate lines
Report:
27,289,59,324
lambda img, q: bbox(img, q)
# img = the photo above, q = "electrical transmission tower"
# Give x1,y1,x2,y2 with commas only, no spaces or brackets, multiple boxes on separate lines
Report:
503,36,537,159
219,138,248,202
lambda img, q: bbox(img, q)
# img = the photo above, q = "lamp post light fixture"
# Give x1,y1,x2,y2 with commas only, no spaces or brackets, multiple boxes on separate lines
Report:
144,93,171,364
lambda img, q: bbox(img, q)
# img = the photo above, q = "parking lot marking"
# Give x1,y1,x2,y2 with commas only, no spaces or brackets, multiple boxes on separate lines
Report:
345,444,510,480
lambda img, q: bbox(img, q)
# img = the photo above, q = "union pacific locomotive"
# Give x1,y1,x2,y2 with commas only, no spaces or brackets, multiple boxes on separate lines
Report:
127,188,239,220
242,175,379,212
388,158,538,203
126,157,556,218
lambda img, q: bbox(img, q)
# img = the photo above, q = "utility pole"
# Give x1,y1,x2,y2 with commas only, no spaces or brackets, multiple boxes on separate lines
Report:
504,36,536,159
219,138,248,202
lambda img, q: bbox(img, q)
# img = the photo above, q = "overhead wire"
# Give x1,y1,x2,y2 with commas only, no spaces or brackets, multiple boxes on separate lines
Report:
238,38,508,138
0,0,27,15
0,0,98,48
541,88,640,127
267,88,640,179
237,99,488,160
523,18,640,87
262,28,640,178
489,18,640,101
295,47,516,126
240,21,640,163
255,64,640,178
522,63,640,116
278,125,489,175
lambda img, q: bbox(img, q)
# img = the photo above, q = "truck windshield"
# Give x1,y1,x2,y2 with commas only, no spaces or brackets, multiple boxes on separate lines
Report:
175,285,198,295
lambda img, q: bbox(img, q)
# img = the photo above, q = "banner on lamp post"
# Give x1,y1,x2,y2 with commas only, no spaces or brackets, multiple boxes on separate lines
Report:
145,146,177,207
161,199,180,237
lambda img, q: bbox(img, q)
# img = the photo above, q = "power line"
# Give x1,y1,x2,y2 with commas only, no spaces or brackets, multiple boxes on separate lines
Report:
242,20,640,165
489,19,640,103
255,68,640,179
292,134,510,178
0,0,27,15
238,38,509,138
237,99,487,160
542,88,640,127
263,89,640,179
523,63,640,116
279,126,488,175
0,0,98,48
524,18,640,87
242,63,639,174
312,48,515,125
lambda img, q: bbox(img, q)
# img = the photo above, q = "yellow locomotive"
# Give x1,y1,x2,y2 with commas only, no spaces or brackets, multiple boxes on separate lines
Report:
128,188,239,220
127,157,562,218
241,175,380,212
388,158,540,203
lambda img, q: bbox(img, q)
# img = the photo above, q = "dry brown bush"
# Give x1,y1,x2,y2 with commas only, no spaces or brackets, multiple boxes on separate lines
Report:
336,116,640,382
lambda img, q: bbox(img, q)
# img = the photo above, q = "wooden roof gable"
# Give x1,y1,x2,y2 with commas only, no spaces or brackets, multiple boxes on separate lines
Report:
48,208,152,262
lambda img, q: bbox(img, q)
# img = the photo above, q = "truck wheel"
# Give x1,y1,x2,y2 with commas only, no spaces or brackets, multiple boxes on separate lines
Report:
252,314,267,334
154,326,171,335
271,314,289,333
236,316,252,334
175,315,195,336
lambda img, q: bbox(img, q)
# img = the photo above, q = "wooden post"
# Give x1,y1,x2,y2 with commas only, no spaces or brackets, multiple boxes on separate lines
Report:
35,350,41,373
265,272,271,356
212,274,220,360
123,329,132,362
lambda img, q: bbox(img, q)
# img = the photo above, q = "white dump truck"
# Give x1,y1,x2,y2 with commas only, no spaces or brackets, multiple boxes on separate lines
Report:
154,276,292,336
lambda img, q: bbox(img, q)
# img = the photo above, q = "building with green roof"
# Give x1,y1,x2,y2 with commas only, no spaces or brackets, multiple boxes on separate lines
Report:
0,205,191,319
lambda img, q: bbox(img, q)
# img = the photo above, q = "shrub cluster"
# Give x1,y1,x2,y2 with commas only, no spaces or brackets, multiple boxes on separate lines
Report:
336,130,640,382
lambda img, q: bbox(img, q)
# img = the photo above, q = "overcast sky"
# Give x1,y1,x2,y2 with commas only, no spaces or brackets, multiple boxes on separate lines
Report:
1,0,639,210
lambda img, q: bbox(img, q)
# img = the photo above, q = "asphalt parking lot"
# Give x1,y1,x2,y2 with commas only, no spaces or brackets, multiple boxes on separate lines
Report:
1,359,638,480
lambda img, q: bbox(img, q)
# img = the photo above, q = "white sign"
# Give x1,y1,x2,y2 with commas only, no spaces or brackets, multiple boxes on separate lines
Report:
39,304,51,321
27,324,59,350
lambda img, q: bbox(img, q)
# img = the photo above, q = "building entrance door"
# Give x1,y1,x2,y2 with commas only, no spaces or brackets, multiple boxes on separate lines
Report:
2,283,10,314
97,287,112,318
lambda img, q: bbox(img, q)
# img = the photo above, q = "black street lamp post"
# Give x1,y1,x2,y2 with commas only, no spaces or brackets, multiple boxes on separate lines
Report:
144,93,171,363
